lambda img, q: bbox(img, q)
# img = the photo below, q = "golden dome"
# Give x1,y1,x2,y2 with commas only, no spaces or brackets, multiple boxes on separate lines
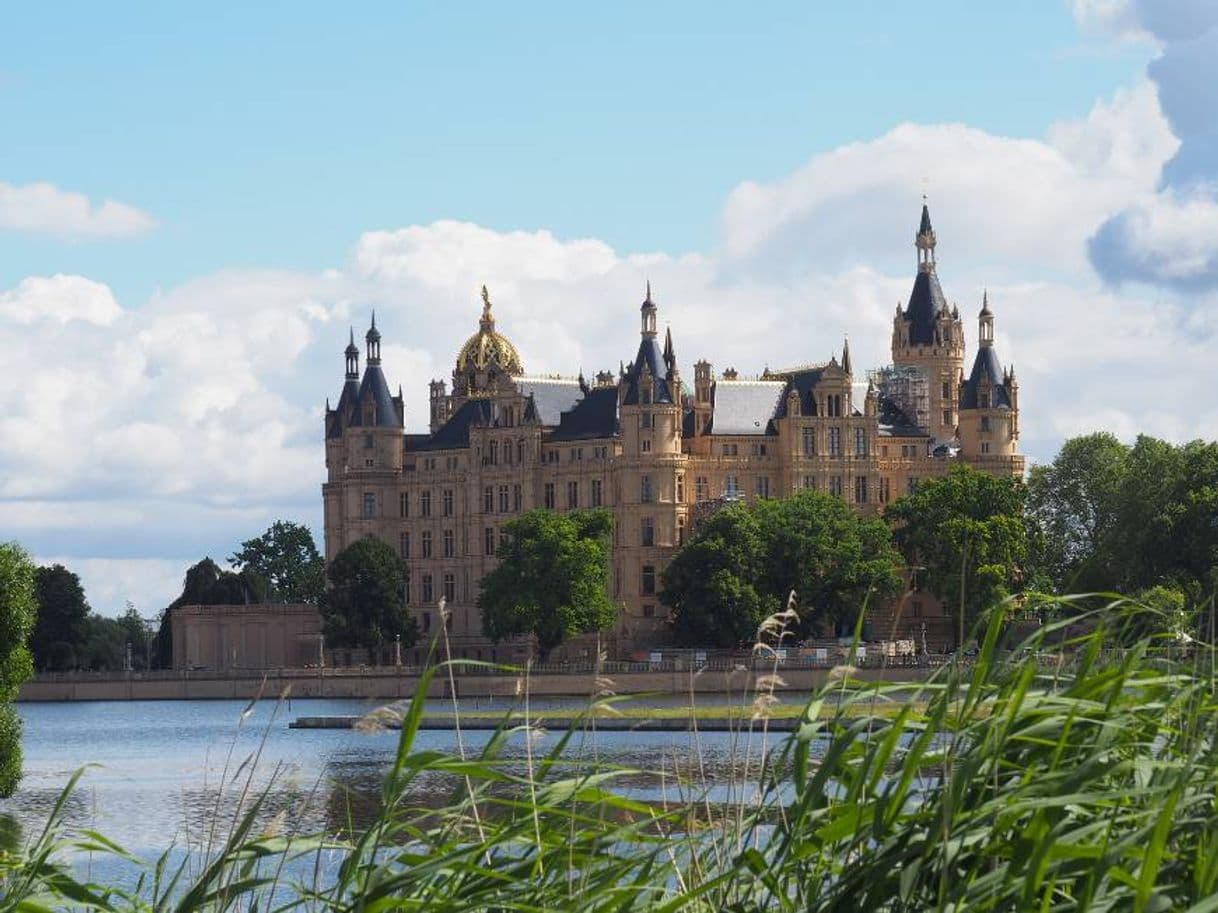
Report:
455,285,524,375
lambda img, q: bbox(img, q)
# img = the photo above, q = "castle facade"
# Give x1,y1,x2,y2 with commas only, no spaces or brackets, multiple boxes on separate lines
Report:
323,206,1024,662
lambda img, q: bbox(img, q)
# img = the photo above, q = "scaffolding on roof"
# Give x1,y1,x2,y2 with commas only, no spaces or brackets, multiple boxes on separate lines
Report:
868,364,929,433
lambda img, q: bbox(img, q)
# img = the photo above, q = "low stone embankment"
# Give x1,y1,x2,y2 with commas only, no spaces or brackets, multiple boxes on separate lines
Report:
18,664,931,701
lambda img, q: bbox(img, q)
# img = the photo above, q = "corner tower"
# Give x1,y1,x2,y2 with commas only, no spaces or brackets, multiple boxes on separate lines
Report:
891,203,965,442
957,291,1024,476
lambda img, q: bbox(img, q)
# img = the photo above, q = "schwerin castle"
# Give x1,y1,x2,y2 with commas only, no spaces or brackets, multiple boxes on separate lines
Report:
322,206,1024,664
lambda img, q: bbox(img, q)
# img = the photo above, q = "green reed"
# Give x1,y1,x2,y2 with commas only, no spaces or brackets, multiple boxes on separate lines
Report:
3,592,1218,912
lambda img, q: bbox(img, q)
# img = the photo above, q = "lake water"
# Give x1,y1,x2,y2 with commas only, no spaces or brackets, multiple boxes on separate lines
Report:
3,697,793,868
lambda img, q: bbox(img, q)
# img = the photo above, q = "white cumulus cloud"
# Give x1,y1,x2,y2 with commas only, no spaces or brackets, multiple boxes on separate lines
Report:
0,180,156,238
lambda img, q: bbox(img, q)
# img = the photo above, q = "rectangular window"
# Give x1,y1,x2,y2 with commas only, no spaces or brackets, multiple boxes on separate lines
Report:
722,443,738,457
489,440,498,465
981,442,991,454
485,527,495,556
422,574,433,604
855,428,867,457
443,573,455,603
640,475,654,503
828,428,841,457
442,489,454,517
443,529,454,558
802,427,816,457
979,390,991,409
499,528,509,550
517,440,525,464
503,441,512,465
640,412,653,430
363,433,374,450
756,476,770,498
642,604,655,618
421,610,431,633
942,381,951,400
484,486,494,513
567,480,578,509
591,479,603,507
907,477,918,495
362,492,376,518
803,475,816,490
676,475,685,502
641,517,654,547
829,476,843,497
725,474,739,497
880,477,891,503
544,482,556,509
677,515,686,547
854,476,868,503
499,485,510,512
751,442,767,456
980,416,991,432
420,490,432,517
641,564,656,596
641,439,651,453
695,476,708,501
421,531,432,558
399,532,410,558
399,492,409,517
513,484,522,512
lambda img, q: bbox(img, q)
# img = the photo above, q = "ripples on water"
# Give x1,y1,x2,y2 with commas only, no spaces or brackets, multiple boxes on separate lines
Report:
5,697,800,883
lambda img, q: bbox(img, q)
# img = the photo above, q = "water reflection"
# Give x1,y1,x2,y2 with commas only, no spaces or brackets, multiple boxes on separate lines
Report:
4,698,802,863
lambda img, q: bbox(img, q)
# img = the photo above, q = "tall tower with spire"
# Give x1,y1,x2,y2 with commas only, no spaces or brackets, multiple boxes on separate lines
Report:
891,202,965,443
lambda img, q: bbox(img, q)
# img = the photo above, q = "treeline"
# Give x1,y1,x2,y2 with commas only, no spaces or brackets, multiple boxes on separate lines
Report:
27,520,324,673
659,432,1217,648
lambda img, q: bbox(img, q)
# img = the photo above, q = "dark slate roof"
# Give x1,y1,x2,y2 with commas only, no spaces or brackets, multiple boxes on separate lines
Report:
708,380,785,435
515,377,583,425
326,378,360,438
960,346,1012,410
902,270,947,346
549,386,620,441
877,394,928,438
772,367,826,419
621,337,676,406
412,399,493,451
348,364,403,428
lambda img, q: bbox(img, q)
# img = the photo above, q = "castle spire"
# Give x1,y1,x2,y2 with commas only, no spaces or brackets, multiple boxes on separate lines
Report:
841,335,852,375
345,326,359,378
640,281,657,338
916,198,937,273
365,312,382,364
979,290,995,347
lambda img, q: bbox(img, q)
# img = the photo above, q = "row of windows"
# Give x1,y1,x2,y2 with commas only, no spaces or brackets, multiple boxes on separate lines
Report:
484,484,523,514
542,479,605,509
418,456,461,472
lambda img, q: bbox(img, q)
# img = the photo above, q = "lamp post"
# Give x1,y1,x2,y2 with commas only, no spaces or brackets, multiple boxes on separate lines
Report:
395,632,401,667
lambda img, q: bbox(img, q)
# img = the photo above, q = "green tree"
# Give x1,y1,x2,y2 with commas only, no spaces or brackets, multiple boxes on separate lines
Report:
1026,432,1130,592
230,520,324,604
479,509,616,659
662,492,904,647
78,615,129,671
885,465,1032,645
116,602,153,669
28,564,91,671
321,538,417,657
660,504,768,647
0,542,37,797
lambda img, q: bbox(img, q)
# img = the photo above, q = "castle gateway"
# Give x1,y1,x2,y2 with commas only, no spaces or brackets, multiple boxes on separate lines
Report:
322,206,1023,661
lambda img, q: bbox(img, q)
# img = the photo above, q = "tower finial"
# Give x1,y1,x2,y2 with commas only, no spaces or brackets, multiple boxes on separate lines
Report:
842,335,852,375
640,281,657,337
916,199,937,273
479,284,495,331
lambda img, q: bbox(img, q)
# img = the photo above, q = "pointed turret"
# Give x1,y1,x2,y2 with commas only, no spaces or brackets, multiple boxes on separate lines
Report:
640,281,657,338
663,325,675,370
916,201,936,273
345,326,359,379
842,336,852,375
366,312,382,364
978,289,994,347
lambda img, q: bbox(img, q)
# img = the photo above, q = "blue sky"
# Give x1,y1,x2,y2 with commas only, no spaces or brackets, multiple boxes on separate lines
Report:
2,3,1148,301
1,2,1214,615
